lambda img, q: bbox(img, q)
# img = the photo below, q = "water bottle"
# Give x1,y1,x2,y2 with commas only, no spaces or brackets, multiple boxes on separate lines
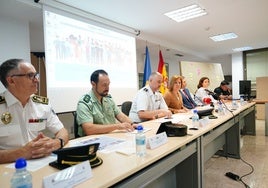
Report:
192,109,199,128
232,100,238,109
136,125,146,157
218,101,224,116
240,96,245,106
10,158,32,188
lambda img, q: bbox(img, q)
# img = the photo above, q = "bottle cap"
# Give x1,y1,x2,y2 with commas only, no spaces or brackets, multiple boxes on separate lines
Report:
193,109,198,113
137,125,144,131
15,158,27,169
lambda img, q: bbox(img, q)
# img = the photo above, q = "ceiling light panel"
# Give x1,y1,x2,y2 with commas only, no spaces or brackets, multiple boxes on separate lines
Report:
164,4,207,23
210,32,238,42
233,46,253,52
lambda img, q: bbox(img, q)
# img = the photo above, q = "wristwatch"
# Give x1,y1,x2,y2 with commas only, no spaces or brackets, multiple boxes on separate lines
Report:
58,138,64,149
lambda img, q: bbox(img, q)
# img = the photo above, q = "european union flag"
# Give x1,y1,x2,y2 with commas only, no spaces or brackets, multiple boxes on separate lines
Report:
142,46,152,87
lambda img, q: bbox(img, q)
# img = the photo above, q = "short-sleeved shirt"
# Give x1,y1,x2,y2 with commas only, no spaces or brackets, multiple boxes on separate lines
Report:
0,90,63,150
76,90,120,136
129,86,168,123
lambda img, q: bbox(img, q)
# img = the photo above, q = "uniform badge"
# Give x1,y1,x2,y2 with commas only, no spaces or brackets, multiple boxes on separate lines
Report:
1,112,12,125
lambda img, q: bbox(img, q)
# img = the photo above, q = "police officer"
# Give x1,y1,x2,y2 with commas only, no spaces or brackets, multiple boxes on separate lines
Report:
129,72,172,123
76,69,134,136
0,59,69,164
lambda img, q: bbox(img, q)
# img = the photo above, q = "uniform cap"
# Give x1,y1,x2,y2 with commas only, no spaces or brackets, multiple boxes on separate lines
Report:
50,143,102,170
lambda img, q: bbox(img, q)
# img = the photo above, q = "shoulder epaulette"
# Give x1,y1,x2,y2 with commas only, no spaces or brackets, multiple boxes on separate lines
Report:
143,88,148,92
83,94,91,103
0,96,6,104
32,95,49,105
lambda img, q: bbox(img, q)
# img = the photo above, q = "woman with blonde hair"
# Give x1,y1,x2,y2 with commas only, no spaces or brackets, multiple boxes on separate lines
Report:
163,75,188,114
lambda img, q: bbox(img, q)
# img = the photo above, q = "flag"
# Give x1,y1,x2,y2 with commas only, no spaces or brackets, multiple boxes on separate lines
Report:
157,50,168,94
142,46,152,87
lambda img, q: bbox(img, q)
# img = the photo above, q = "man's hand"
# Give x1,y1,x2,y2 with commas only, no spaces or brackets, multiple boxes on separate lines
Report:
117,122,135,132
24,132,58,159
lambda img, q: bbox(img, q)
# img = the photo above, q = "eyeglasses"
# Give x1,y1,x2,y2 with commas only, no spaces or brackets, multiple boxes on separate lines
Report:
11,72,40,80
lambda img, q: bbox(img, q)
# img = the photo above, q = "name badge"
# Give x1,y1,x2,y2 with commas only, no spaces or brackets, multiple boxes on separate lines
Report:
147,132,168,149
43,161,92,188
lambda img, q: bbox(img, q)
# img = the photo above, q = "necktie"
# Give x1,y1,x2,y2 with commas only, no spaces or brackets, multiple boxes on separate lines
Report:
183,89,195,108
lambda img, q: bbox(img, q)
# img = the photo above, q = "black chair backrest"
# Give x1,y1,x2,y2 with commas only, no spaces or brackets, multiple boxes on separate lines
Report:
72,111,80,138
121,101,132,116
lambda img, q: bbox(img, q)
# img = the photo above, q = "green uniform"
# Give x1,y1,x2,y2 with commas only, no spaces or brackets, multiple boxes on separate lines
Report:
76,90,120,136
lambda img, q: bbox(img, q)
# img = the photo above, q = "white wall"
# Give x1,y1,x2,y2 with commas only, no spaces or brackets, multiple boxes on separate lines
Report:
0,16,30,63
0,15,31,92
232,52,244,99
210,54,232,76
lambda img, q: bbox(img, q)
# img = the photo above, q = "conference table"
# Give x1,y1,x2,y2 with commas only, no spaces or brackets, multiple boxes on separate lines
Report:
0,101,255,188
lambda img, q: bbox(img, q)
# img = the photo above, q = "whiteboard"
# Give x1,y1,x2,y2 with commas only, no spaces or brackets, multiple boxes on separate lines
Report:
180,61,224,94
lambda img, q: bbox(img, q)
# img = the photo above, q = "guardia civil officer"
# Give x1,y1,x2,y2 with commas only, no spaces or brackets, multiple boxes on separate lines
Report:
129,72,172,123
76,69,134,136
0,59,69,164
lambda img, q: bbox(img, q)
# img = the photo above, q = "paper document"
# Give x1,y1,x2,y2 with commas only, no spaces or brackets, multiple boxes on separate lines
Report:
6,155,57,172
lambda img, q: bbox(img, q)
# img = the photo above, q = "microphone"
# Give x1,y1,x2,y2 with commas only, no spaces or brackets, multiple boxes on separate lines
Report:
204,89,219,100
204,89,215,95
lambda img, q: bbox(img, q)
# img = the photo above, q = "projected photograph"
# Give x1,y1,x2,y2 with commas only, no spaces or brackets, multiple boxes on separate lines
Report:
43,9,137,113
44,10,136,87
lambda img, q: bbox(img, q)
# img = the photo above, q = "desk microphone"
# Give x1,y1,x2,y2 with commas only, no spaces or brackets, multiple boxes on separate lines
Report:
204,89,215,95
205,89,219,100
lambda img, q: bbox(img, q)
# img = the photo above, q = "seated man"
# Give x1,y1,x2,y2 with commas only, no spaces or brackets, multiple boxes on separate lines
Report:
0,59,69,164
214,80,232,100
76,69,134,136
179,76,197,109
129,72,172,123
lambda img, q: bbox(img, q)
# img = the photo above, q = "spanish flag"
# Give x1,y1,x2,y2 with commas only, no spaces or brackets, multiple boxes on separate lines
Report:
157,50,168,94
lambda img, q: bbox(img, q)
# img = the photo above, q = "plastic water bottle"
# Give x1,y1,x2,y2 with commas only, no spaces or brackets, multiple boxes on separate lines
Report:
218,101,224,116
136,125,146,157
192,109,199,128
240,96,245,106
10,158,32,188
232,100,238,109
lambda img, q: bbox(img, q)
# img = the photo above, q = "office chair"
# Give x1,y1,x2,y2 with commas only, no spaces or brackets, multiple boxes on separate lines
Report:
72,111,80,138
121,101,132,116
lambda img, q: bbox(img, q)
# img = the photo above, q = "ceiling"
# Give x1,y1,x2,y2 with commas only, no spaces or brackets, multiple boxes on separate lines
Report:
1,0,268,61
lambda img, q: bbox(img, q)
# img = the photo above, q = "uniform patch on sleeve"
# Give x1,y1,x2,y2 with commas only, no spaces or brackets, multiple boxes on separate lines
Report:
0,96,6,104
83,94,91,103
32,95,49,105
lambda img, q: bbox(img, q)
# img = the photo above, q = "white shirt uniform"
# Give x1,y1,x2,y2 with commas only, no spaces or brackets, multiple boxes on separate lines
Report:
129,86,168,122
0,90,63,149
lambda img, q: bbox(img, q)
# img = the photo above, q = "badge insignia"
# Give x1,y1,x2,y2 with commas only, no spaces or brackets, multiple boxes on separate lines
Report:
1,112,12,125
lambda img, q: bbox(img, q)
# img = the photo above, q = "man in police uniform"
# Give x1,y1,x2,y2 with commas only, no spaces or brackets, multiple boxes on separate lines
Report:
129,72,172,123
0,59,69,164
76,69,134,136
